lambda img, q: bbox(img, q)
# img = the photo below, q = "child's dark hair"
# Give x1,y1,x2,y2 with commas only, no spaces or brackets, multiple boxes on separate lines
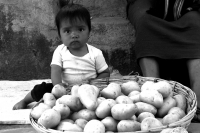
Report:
55,4,91,36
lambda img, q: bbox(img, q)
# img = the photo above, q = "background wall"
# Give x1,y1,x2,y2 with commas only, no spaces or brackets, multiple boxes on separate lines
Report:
0,0,140,80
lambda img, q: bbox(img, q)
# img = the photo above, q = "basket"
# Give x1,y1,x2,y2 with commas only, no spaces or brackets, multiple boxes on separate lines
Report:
30,75,197,133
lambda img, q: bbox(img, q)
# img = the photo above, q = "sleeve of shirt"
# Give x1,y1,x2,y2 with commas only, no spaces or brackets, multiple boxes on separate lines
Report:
50,45,62,67
95,50,108,73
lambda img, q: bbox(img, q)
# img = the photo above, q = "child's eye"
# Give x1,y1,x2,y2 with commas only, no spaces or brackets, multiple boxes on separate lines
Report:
79,28,84,32
63,29,70,33
65,30,70,33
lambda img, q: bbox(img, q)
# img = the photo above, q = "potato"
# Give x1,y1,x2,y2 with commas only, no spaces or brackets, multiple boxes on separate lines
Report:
78,84,99,111
84,119,105,133
111,104,138,120
60,119,74,124
156,117,163,123
135,102,157,115
115,95,133,104
101,83,121,99
162,113,180,125
153,81,173,98
56,121,83,132
101,116,118,132
140,90,163,108
119,92,126,96
91,85,101,95
141,117,163,131
117,120,141,132
168,107,186,119
58,95,83,111
71,85,80,97
95,99,116,119
157,96,177,117
55,98,60,105
51,83,69,99
137,112,155,123
52,103,71,120
43,93,56,108
95,101,111,119
106,99,117,107
141,81,155,92
97,97,106,105
129,94,141,103
174,94,187,112
128,90,140,97
31,103,51,120
75,118,88,129
161,127,188,133
160,128,173,133
121,81,140,95
166,127,188,133
130,115,137,121
38,109,61,129
71,109,97,121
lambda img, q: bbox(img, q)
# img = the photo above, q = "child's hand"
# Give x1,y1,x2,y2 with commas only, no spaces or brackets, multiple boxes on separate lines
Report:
12,100,27,110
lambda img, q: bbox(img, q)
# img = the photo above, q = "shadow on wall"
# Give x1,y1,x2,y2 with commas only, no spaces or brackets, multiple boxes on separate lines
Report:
0,6,54,80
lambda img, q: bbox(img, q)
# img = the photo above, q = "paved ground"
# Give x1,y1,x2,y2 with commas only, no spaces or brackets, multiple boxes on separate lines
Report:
0,127,37,133
0,79,52,132
0,79,51,112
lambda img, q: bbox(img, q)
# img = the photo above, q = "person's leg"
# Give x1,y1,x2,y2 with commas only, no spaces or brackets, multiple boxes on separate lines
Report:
187,59,200,106
187,59,200,122
139,57,160,78
31,82,54,102
13,82,53,110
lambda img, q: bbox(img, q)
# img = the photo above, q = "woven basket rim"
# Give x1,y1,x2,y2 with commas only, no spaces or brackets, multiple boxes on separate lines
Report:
29,75,197,133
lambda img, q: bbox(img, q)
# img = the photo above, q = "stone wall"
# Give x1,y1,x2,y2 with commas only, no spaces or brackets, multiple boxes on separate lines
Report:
0,0,140,80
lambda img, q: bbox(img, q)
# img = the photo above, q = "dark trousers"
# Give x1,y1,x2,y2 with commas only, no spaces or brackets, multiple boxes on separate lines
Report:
31,82,53,102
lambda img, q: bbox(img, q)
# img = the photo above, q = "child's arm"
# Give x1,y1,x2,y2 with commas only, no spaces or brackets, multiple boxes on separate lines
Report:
96,68,110,79
51,64,62,86
93,48,110,79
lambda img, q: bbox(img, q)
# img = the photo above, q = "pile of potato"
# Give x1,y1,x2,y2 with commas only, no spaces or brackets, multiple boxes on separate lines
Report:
30,80,187,133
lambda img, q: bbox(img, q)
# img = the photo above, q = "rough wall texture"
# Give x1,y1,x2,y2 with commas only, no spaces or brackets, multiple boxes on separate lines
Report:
0,0,140,80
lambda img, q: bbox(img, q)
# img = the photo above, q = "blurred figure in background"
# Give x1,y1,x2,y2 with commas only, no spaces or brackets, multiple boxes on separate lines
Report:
127,0,200,122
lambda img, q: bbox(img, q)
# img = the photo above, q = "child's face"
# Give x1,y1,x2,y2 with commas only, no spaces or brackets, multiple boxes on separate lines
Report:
59,18,90,50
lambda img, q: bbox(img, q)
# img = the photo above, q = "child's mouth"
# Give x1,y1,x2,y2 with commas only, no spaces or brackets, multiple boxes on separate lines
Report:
70,41,80,45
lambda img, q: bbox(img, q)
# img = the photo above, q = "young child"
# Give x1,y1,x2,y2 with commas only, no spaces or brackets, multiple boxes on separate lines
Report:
13,3,110,110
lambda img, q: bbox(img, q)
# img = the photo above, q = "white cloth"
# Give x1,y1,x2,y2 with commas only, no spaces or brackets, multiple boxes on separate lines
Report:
51,43,108,85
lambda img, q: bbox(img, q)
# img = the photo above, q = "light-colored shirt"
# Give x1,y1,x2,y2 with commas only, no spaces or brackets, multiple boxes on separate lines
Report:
51,43,108,85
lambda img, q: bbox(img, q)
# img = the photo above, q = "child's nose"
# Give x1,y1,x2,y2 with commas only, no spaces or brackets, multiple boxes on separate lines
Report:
71,32,79,38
